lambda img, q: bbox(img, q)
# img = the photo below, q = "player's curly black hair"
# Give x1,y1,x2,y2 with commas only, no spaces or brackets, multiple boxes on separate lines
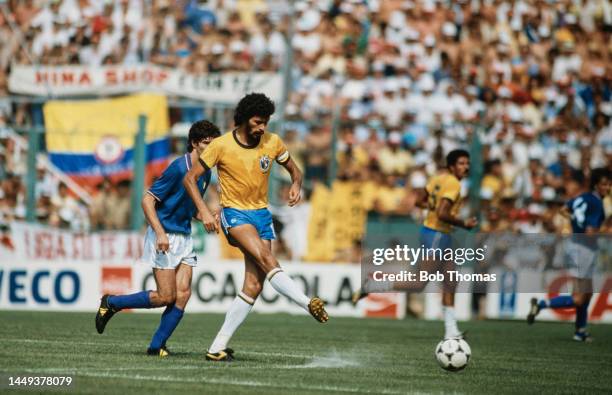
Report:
446,149,470,168
188,120,221,152
233,93,276,126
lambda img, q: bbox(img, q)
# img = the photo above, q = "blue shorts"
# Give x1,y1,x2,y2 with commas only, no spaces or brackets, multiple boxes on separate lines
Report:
420,226,452,250
220,207,276,246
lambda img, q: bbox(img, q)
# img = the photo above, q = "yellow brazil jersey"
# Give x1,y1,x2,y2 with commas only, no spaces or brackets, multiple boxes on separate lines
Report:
424,173,462,234
200,130,290,210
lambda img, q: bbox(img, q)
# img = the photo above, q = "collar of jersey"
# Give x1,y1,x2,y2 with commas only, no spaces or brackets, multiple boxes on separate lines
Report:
232,129,262,149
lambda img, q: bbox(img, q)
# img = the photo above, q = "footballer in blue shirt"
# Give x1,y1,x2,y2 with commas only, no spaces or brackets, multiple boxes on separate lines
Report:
95,120,221,356
528,168,610,342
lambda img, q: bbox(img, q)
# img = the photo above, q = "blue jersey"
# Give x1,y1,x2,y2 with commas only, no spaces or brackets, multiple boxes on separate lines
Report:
147,153,211,235
567,192,605,233
566,192,605,250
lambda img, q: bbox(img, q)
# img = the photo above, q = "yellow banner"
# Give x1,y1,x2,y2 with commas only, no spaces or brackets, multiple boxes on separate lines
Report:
43,94,169,152
305,181,368,262
304,183,335,262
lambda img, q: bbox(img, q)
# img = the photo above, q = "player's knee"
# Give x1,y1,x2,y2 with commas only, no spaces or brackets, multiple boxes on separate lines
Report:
176,288,191,305
573,293,592,306
243,281,263,298
257,248,276,271
159,292,176,306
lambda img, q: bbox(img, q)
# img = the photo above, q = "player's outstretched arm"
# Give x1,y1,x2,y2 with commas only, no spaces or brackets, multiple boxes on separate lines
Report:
183,159,218,233
280,157,302,207
141,193,169,252
437,198,478,230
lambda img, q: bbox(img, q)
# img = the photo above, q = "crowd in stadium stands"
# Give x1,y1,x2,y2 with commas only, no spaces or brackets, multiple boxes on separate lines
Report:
0,0,611,242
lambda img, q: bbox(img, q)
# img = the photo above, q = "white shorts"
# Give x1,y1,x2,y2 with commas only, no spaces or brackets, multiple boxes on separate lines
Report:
564,240,597,279
141,227,197,270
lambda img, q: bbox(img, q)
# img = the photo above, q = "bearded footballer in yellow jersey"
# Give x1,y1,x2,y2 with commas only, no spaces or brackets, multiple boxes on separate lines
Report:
183,93,328,362
353,149,477,339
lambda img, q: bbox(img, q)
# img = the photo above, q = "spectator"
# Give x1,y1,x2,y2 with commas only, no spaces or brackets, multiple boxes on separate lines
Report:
373,173,405,214
481,159,504,207
89,178,118,230
35,164,55,200
377,131,413,176
108,179,131,230
304,124,331,183
50,182,79,228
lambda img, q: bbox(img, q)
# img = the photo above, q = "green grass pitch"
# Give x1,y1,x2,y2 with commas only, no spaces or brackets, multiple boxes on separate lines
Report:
1,311,611,394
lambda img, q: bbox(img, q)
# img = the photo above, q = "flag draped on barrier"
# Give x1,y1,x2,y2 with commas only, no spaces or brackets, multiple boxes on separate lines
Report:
42,94,170,187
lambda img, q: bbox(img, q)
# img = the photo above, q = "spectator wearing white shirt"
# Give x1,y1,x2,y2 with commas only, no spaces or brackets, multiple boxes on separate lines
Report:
98,23,122,60
373,80,405,129
249,18,286,61
420,35,440,72
400,29,424,61
50,182,79,229
340,75,368,104
34,164,56,200
78,33,105,66
293,9,322,60
304,70,335,112
411,74,437,126
552,41,582,83
30,1,57,34
385,10,408,47
462,86,485,121
31,25,53,58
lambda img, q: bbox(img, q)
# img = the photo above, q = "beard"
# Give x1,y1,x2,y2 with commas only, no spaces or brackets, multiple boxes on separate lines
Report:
247,125,264,141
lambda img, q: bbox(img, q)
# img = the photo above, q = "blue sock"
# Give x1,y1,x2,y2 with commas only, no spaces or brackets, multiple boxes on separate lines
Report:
575,301,590,331
108,291,152,310
540,295,574,309
149,305,184,350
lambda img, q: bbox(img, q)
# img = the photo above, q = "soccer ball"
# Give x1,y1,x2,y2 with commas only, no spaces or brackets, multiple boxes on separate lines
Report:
435,338,471,371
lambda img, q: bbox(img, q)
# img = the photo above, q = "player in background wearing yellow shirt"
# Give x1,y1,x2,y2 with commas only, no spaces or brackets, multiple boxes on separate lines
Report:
419,149,477,339
353,149,477,339
183,93,328,362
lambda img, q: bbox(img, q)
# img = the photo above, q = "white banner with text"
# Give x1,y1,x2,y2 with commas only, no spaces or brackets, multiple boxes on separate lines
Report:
8,65,282,102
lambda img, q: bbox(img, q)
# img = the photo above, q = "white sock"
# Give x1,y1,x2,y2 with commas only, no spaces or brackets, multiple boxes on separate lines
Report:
267,268,310,311
208,292,254,353
443,306,460,339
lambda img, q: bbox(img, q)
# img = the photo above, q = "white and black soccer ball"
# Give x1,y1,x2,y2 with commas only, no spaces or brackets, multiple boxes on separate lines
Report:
435,338,471,371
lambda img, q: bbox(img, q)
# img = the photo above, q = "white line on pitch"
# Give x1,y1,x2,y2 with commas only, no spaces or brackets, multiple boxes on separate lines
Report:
0,338,326,359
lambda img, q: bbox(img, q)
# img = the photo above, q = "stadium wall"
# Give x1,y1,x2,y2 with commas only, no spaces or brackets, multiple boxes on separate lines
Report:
0,259,406,319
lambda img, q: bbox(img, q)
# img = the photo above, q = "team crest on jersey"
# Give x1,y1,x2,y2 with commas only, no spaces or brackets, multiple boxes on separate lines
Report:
259,154,271,173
